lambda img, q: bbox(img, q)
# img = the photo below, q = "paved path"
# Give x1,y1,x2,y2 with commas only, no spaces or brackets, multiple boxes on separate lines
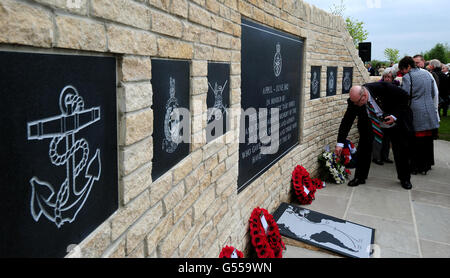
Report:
284,140,450,258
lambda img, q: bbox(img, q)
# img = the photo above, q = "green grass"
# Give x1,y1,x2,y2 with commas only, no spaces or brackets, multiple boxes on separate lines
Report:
439,115,450,141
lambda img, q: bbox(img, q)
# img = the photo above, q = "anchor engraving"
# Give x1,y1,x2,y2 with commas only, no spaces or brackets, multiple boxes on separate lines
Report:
27,85,101,228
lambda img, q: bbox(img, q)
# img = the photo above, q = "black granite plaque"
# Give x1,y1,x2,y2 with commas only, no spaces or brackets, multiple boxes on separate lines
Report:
151,59,190,181
342,67,353,94
0,51,118,257
207,62,230,143
310,66,321,100
326,66,338,96
273,202,376,258
239,18,304,192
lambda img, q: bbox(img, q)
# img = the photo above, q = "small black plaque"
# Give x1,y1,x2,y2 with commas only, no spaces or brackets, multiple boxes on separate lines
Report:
310,66,321,100
342,67,353,94
151,59,190,181
326,66,338,96
207,62,230,143
0,51,118,257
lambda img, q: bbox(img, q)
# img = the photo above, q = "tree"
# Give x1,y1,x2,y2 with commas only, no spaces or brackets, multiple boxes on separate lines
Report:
423,43,450,64
345,17,369,48
384,48,400,63
329,1,369,48
330,0,346,16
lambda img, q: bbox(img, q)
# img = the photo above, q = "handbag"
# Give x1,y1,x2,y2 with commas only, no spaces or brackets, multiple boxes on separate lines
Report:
403,73,415,135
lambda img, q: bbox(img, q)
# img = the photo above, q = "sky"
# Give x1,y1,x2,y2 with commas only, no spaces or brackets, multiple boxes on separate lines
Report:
305,0,450,61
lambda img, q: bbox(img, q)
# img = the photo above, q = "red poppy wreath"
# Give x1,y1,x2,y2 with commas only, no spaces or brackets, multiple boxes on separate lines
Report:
248,207,285,258
292,165,325,205
219,246,244,258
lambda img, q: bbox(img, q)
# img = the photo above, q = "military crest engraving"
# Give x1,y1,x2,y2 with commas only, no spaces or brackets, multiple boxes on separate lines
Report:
328,71,335,92
207,80,228,122
342,67,353,94
151,58,190,182
310,66,321,100
273,43,282,77
326,67,337,96
163,77,181,154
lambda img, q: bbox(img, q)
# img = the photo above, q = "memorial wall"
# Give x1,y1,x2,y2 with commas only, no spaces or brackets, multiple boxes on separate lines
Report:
0,0,368,257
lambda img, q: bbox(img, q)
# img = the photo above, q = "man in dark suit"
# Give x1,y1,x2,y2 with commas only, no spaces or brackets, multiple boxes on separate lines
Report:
334,82,414,189
367,63,376,76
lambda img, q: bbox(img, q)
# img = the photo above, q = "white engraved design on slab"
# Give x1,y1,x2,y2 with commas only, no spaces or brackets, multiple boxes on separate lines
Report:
163,77,181,153
27,85,101,228
311,71,319,96
343,71,352,91
328,71,335,93
278,205,367,256
273,43,282,77
207,80,228,122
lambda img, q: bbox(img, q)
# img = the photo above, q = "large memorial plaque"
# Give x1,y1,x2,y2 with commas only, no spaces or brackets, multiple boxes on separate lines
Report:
207,62,230,143
0,51,118,257
326,66,338,96
151,59,190,181
310,66,321,100
342,67,353,94
239,18,304,192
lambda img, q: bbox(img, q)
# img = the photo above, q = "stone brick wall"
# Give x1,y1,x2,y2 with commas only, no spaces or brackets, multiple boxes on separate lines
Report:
0,0,369,257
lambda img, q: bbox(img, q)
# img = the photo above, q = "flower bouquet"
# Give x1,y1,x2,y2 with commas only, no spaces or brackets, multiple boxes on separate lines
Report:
318,146,351,184
248,207,285,258
341,139,357,168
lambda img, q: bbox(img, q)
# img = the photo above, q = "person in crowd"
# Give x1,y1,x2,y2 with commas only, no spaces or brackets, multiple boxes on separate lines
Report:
429,60,450,117
413,55,441,121
367,63,376,76
335,82,414,190
442,64,449,76
443,64,450,116
413,55,426,69
399,56,440,175
371,67,399,165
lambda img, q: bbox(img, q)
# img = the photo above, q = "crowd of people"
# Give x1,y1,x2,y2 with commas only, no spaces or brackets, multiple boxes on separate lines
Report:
335,55,449,190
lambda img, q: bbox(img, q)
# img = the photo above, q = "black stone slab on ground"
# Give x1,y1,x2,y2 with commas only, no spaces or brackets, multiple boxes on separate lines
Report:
273,202,375,258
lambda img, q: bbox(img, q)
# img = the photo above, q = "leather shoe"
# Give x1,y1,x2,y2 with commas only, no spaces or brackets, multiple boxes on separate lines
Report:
348,178,365,187
372,159,384,165
383,158,393,164
400,180,412,190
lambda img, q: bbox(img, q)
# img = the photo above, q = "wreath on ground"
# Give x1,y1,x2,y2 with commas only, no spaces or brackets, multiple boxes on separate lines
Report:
248,207,285,258
219,246,244,258
318,147,351,184
292,165,325,205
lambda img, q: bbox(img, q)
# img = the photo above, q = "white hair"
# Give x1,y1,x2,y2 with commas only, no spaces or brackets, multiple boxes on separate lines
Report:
383,67,397,77
430,59,442,68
